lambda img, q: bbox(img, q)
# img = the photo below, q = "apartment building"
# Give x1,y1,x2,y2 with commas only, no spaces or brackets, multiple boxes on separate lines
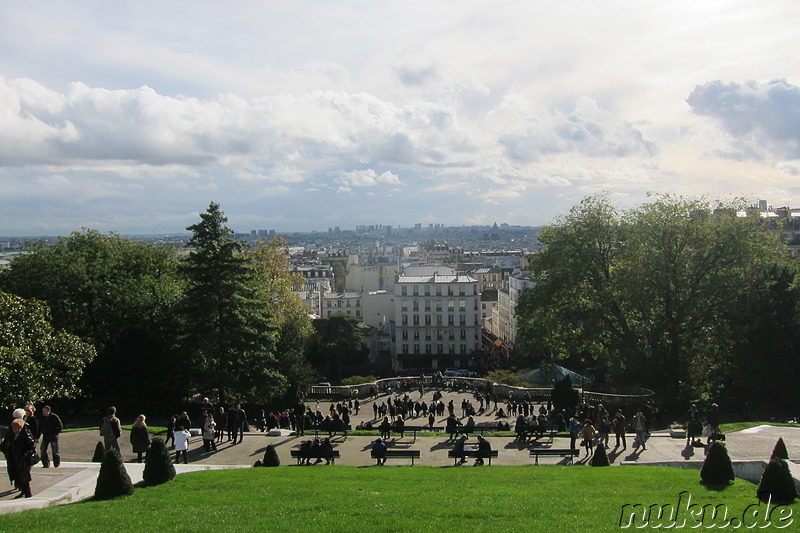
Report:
394,273,481,373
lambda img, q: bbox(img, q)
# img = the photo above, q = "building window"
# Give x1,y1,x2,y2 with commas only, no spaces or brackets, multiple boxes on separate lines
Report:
426,344,432,354
436,286,442,296
402,330,408,340
448,286,454,296
425,315,431,326
413,344,420,354
460,344,467,354
425,286,430,296
402,344,408,354
437,344,443,354
460,329,466,340
448,344,455,354
413,286,419,296
459,299,466,309
402,286,407,296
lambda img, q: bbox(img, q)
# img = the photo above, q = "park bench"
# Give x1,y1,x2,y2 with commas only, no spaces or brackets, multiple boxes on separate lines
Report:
394,425,444,442
371,449,421,465
307,423,351,438
529,448,580,465
448,449,498,465
290,449,341,465
516,425,558,442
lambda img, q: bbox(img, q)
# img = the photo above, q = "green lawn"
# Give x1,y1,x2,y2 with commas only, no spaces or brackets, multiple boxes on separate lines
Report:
2,466,796,532
721,421,799,434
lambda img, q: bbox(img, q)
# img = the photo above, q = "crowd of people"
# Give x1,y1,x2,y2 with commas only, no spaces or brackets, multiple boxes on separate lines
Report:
2,389,733,498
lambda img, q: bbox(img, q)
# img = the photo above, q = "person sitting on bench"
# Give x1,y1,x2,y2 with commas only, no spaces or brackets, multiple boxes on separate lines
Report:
372,437,387,466
475,435,491,466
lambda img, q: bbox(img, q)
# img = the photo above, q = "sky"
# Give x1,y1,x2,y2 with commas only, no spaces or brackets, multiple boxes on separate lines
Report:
1,1,799,236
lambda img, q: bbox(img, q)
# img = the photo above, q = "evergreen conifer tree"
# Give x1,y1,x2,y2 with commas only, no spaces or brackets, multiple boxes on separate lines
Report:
757,457,797,504
262,444,281,467
94,448,134,500
142,437,176,486
591,443,610,466
179,202,285,404
770,437,789,461
700,441,735,485
92,441,105,462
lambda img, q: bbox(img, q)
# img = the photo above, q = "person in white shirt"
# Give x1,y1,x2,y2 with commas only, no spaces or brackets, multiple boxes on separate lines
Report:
174,425,190,464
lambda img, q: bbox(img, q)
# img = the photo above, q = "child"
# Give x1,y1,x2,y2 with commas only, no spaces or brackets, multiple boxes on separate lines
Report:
174,424,190,464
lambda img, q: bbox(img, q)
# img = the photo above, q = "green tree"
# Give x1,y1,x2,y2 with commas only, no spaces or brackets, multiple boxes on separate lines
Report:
0,290,96,409
516,194,792,409
248,237,315,399
305,313,370,384
179,202,285,404
0,229,185,403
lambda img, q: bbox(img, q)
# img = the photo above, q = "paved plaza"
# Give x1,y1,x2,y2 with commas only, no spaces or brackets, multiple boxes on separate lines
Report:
2,388,799,514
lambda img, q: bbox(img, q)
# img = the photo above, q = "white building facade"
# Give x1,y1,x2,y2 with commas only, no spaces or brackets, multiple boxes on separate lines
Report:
393,273,482,372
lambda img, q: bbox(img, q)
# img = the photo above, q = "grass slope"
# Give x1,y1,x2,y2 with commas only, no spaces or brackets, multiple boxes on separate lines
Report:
3,466,796,532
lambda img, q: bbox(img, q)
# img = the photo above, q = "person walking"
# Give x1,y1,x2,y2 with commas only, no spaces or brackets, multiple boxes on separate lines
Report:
174,425,190,464
633,410,648,451
129,414,151,463
202,411,217,451
231,404,247,444
1,418,36,498
613,410,627,450
100,406,122,452
39,405,63,468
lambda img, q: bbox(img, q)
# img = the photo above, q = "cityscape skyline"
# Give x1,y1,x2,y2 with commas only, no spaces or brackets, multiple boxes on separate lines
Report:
2,2,799,236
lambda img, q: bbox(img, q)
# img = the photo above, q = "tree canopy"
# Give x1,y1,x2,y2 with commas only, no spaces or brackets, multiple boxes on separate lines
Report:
0,229,184,403
516,194,798,410
248,237,315,399
0,290,96,409
179,202,286,404
305,313,370,384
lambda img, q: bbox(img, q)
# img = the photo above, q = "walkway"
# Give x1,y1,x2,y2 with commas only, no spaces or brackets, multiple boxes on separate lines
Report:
2,389,798,514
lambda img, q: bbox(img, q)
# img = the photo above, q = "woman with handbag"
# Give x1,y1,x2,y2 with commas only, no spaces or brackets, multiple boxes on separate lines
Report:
1,417,36,498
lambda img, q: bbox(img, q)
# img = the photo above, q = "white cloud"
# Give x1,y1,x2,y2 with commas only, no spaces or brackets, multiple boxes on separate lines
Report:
687,79,800,161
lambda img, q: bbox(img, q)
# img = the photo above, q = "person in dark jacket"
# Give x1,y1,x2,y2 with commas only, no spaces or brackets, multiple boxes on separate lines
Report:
1,418,35,498
231,404,247,444
129,414,151,463
39,405,63,468
24,404,40,446
452,435,468,465
475,435,492,466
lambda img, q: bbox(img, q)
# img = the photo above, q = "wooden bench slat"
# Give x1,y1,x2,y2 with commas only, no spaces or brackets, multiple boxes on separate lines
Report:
529,448,580,465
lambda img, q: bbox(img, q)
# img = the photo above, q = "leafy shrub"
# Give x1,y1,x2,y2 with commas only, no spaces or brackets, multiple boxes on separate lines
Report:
485,369,527,388
341,375,377,386
591,444,610,466
92,441,105,463
262,444,280,467
757,457,797,504
94,448,134,500
770,437,789,461
142,437,176,486
700,441,735,485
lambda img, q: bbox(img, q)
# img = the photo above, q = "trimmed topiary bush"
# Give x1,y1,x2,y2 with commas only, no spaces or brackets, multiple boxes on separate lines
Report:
700,441,735,485
591,444,610,466
770,437,789,461
757,457,797,504
262,444,280,467
92,441,105,463
142,437,176,486
94,448,134,500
